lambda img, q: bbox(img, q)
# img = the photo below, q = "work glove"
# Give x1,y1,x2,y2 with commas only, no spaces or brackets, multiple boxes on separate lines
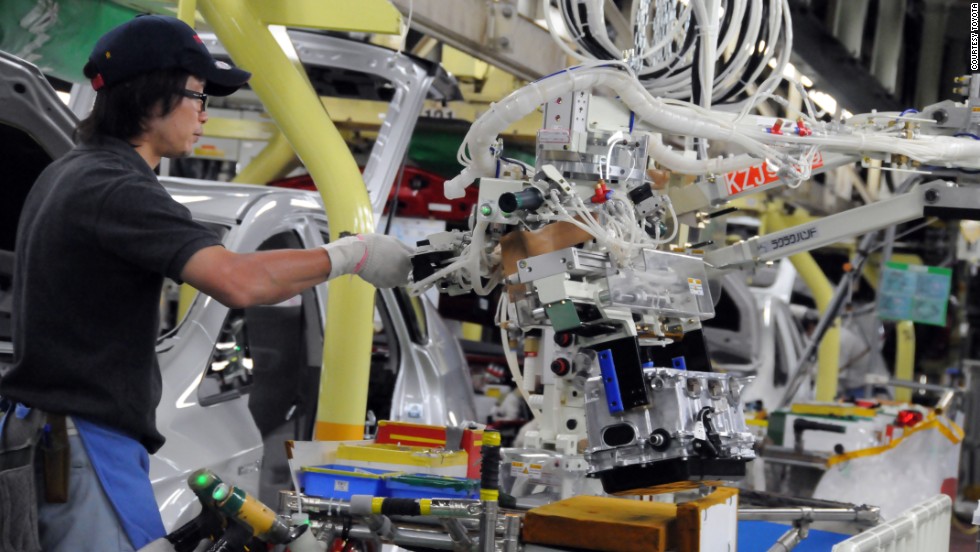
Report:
322,233,413,288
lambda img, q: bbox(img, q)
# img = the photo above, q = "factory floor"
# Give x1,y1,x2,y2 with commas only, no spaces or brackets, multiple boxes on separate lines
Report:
950,524,977,551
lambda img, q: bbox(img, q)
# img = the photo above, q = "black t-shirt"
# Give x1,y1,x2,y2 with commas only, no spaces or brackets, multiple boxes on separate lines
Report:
0,136,221,453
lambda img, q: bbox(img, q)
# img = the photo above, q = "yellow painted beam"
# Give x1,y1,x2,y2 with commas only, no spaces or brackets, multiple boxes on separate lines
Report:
461,322,483,341
443,46,527,103
206,94,540,146
233,131,300,185
757,201,821,233
107,1,179,15
861,253,923,291
176,0,196,25
789,252,841,402
389,0,570,80
205,98,539,144
894,321,915,403
249,0,401,34
320,97,389,131
200,0,377,441
443,45,491,82
763,205,841,402
176,283,197,325
202,117,278,141
320,97,540,143
410,36,439,58
863,253,919,403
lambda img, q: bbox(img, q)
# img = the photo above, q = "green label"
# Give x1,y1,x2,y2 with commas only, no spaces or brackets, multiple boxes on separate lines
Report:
878,262,951,327
545,300,581,332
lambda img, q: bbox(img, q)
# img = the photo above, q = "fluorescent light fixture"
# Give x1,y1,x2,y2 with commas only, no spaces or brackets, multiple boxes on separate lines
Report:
809,90,838,115
781,62,798,81
770,60,816,89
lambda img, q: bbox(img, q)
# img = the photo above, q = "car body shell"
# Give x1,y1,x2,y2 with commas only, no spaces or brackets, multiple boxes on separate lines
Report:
704,263,809,412
152,179,476,528
0,48,476,530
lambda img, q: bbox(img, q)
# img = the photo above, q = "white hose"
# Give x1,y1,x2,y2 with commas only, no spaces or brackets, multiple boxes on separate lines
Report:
541,0,591,63
544,0,790,102
706,0,755,98
636,1,695,64
496,294,542,419
586,0,622,59
646,132,759,174
444,63,980,200
693,0,721,109
445,65,784,199
735,129,980,169
736,0,793,121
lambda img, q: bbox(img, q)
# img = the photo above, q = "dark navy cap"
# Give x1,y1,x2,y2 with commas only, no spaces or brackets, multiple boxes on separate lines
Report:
85,15,250,96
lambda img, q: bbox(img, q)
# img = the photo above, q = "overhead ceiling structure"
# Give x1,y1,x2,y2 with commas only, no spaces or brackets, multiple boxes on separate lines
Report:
390,0,570,81
2,0,963,119
788,1,904,114
390,0,963,117
787,0,970,114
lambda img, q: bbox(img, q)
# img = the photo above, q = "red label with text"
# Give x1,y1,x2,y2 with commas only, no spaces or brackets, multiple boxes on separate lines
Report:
725,151,824,196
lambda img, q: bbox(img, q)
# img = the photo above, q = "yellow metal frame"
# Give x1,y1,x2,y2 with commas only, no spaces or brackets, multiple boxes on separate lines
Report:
176,0,196,25
861,252,923,294
461,322,483,341
726,197,921,402
826,414,963,468
757,201,924,402
761,204,841,401
862,252,921,402
199,0,401,441
249,0,401,33
320,97,541,143
790,253,842,401
894,321,915,403
201,117,278,141
176,282,197,326
232,131,301,185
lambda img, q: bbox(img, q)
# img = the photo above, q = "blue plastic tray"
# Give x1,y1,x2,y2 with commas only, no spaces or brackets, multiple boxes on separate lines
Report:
301,463,394,500
738,521,850,551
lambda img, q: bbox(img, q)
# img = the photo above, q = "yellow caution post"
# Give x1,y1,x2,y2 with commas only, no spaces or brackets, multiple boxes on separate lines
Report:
199,0,401,441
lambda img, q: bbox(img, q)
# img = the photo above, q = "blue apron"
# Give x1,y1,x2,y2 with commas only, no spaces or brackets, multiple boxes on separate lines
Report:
73,418,166,549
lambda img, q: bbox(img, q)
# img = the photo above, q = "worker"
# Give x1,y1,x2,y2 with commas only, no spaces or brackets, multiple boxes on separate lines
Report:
802,310,890,398
0,15,412,552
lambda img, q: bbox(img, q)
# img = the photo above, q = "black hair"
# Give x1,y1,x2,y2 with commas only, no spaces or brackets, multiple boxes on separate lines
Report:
76,67,192,143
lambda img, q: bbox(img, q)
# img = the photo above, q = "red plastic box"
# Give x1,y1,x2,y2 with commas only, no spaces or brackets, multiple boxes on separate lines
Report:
375,421,483,479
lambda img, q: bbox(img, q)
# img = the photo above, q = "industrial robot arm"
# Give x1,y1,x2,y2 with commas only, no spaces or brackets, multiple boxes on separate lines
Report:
703,179,980,271
405,54,980,496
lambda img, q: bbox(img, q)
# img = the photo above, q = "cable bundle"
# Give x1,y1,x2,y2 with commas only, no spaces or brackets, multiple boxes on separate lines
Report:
542,0,791,105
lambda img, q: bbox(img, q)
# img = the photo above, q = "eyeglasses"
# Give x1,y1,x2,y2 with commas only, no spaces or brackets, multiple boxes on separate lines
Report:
179,89,209,112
